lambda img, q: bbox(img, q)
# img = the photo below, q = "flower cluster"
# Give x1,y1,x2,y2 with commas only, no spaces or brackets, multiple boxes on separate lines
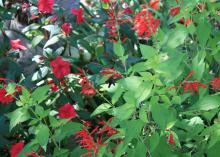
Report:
133,9,160,39
168,71,220,94
76,68,96,96
75,118,118,157
50,57,71,79
104,2,131,42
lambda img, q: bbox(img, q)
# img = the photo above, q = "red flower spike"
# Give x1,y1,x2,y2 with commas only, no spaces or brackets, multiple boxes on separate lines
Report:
10,39,27,51
10,142,24,157
133,10,160,39
169,7,180,16
101,68,123,79
38,0,54,14
0,88,14,104
210,78,220,91
50,57,71,79
150,0,159,10
59,103,77,119
72,8,85,25
49,16,58,23
181,81,207,94
102,0,110,3
51,84,59,91
168,133,175,145
61,23,72,36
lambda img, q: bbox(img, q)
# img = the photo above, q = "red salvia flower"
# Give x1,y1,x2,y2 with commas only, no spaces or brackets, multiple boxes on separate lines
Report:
210,77,220,91
104,4,130,42
133,9,160,39
71,8,85,25
77,68,96,96
169,7,180,16
100,68,123,79
102,0,110,3
61,23,72,36
49,15,58,23
180,81,207,94
50,57,71,79
10,142,24,157
59,103,77,119
38,0,54,14
0,88,14,104
168,133,175,145
150,0,159,10
10,39,27,51
75,128,98,156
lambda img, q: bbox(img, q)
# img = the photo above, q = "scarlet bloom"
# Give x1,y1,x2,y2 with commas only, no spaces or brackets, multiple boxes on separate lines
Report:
61,23,72,36
77,68,96,96
150,0,159,10
168,133,175,145
10,39,27,51
101,68,123,79
10,142,24,157
102,0,110,3
169,7,180,16
50,57,71,79
0,88,14,104
59,103,77,119
49,15,58,23
38,0,54,14
71,8,85,25
133,10,160,39
180,81,207,94
210,78,220,91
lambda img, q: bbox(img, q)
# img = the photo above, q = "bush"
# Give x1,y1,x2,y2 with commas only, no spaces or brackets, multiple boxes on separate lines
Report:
0,0,220,157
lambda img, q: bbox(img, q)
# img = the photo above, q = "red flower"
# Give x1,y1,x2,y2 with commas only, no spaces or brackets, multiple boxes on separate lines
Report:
10,39,27,51
133,10,160,39
101,68,123,79
38,0,54,14
80,81,96,95
75,128,98,156
180,81,207,94
59,103,77,119
10,142,24,157
49,15,58,23
71,8,85,25
150,0,159,10
50,57,71,79
210,78,220,91
0,88,14,104
102,0,110,3
169,7,180,16
15,85,22,92
185,18,192,26
61,23,72,36
168,133,175,145
77,68,96,96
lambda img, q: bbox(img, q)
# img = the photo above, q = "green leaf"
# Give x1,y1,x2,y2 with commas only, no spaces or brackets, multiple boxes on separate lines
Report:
7,107,30,130
149,132,160,152
91,103,112,117
44,36,59,48
165,26,188,48
140,44,157,59
31,85,51,104
32,35,44,47
35,124,50,150
197,21,211,47
189,95,220,111
108,103,135,121
54,122,81,142
151,103,176,130
113,43,124,57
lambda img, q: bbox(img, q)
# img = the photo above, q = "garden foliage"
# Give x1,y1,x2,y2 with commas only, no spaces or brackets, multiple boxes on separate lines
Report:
0,0,220,157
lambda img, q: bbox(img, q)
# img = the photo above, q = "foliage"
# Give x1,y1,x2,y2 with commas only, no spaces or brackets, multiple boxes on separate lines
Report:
0,0,220,157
